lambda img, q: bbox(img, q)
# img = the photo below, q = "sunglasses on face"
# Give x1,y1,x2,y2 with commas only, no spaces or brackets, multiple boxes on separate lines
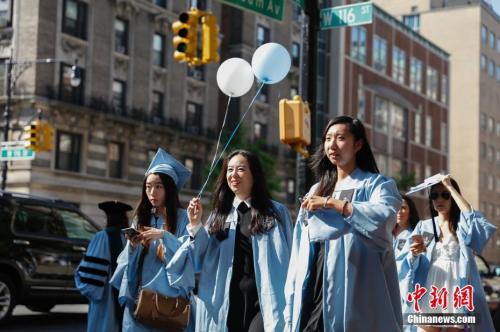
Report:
430,191,451,200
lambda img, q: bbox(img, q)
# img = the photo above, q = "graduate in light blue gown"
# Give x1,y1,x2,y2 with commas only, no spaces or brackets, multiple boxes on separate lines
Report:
110,148,194,332
393,194,420,331
75,200,132,332
405,175,496,332
181,149,293,332
285,116,403,332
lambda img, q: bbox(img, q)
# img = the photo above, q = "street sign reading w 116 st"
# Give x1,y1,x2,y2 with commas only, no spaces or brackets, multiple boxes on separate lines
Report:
320,2,373,30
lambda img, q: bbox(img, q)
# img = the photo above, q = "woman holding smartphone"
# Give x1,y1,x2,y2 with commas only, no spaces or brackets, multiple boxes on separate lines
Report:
110,148,194,332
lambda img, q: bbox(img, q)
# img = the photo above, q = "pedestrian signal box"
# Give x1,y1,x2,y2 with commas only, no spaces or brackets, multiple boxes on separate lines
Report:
279,95,311,158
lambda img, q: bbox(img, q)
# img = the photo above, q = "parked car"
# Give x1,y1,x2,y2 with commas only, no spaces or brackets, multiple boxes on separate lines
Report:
0,191,100,324
475,254,500,330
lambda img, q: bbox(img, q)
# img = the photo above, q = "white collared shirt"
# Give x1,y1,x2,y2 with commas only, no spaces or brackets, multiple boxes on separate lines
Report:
232,197,251,210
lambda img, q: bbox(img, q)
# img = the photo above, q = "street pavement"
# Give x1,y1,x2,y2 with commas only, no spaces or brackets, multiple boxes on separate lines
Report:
0,305,87,331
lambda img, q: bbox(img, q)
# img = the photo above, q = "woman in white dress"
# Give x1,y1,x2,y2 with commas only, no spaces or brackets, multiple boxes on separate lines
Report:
409,175,496,332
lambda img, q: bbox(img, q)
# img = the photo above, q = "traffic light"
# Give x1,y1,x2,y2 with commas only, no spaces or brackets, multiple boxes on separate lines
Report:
40,122,55,151
172,8,200,65
23,121,41,151
279,95,311,157
201,14,220,64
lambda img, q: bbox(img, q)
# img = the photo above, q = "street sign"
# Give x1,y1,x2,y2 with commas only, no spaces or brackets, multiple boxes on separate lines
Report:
0,148,35,161
320,1,373,30
221,0,284,21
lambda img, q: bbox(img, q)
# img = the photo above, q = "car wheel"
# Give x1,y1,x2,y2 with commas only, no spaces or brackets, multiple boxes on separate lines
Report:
26,304,55,313
0,273,16,324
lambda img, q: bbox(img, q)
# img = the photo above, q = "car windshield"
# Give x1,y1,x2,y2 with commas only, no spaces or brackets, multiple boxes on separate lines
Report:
54,208,98,240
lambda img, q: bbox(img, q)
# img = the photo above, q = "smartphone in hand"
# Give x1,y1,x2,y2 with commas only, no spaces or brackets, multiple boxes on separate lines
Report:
121,227,140,238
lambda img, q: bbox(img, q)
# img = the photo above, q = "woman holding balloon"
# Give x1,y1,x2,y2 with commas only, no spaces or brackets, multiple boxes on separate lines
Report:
165,44,294,332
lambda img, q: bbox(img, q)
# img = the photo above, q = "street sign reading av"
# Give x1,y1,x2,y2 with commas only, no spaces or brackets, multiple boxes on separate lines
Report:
0,148,35,161
221,0,284,21
320,1,373,30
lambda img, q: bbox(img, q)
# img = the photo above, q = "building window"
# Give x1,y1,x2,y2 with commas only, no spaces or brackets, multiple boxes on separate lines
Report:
153,33,165,67
0,0,12,28
441,75,448,104
0,58,6,96
253,122,267,140
152,91,164,121
185,102,202,135
403,14,420,32
488,145,494,162
62,0,87,39
351,26,367,63
184,157,201,190
112,80,126,114
488,59,495,77
487,116,494,132
59,63,85,105
373,35,387,73
154,0,167,8
425,114,432,147
497,38,500,53
414,112,421,144
481,24,488,44
481,54,487,71
374,97,389,132
441,122,447,153
292,4,302,22
391,104,406,139
115,18,128,54
374,153,388,175
108,142,123,178
497,66,500,81
410,57,422,93
392,47,406,84
291,42,300,67
496,122,500,136
256,25,270,47
357,86,365,121
425,165,432,179
497,149,500,163
480,113,487,130
490,31,496,49
286,179,295,204
187,66,205,81
488,175,494,191
56,131,81,172
426,67,438,100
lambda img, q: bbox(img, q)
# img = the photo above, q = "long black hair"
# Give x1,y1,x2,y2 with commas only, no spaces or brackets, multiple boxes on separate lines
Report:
134,172,180,235
401,194,420,230
209,149,278,236
310,116,379,196
429,178,461,237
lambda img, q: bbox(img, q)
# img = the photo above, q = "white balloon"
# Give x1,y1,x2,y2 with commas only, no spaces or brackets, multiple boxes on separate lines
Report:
216,58,254,97
251,43,291,84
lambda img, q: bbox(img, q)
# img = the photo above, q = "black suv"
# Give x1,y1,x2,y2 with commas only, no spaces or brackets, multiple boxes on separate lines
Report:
0,191,100,323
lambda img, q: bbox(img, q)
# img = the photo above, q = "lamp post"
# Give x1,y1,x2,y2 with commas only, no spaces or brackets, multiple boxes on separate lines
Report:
1,54,81,190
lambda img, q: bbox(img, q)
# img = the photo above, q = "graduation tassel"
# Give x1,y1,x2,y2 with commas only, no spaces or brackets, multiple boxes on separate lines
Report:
197,81,265,198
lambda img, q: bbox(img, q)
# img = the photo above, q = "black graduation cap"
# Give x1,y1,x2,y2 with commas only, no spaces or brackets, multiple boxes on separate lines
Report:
98,201,133,216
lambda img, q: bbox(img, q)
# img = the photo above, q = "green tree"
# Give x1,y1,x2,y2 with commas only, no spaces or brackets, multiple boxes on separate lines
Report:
395,171,416,192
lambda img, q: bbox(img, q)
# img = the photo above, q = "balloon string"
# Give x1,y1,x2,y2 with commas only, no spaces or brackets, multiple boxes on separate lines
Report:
206,95,232,177
197,81,265,198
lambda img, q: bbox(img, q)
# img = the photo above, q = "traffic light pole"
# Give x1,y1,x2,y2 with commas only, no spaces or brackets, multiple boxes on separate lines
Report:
1,54,13,190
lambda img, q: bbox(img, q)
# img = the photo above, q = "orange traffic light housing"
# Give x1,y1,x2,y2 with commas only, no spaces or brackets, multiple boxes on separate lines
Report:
279,95,311,158
172,8,200,65
41,122,55,151
201,14,220,64
23,121,41,151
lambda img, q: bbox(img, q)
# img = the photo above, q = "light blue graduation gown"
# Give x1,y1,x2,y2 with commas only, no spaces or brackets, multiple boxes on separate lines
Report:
405,212,496,332
393,228,416,332
285,168,403,332
75,230,123,332
168,200,293,332
110,209,194,332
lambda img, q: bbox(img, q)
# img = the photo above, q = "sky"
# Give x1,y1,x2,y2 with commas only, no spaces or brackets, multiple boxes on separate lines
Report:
490,0,500,15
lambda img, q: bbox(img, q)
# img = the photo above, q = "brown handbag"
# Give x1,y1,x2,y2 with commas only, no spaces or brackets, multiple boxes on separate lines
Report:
134,288,191,331
133,242,191,331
